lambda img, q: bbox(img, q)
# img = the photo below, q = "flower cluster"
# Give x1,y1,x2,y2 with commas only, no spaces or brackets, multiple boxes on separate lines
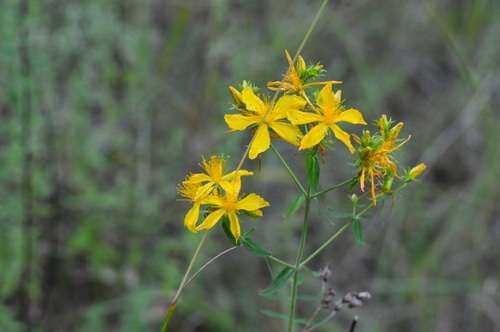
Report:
224,50,367,159
352,115,411,204
178,50,425,239
177,155,269,242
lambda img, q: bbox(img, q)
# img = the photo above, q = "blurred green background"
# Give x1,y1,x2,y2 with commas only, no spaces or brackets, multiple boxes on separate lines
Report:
1,0,499,331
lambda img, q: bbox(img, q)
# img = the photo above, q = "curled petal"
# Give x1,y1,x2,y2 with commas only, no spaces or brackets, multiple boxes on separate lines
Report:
228,211,241,241
184,203,201,232
249,124,270,159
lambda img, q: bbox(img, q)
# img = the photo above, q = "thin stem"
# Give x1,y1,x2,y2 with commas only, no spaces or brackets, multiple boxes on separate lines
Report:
288,189,312,332
183,246,239,290
311,178,354,199
301,199,376,268
300,219,353,268
172,230,209,303
267,255,296,270
160,230,210,332
271,144,307,196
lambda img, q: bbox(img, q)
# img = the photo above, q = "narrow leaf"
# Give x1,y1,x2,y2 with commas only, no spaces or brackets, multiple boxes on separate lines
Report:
306,150,320,191
241,237,272,257
260,267,294,297
286,195,305,217
352,219,364,244
327,207,354,218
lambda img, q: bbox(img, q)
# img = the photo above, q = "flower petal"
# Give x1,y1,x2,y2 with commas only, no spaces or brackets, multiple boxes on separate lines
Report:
287,110,323,125
228,211,241,242
274,95,307,117
299,123,328,150
249,124,270,159
270,122,303,146
316,83,339,112
329,123,355,153
242,88,266,114
235,193,270,211
224,114,259,131
195,208,226,231
184,204,201,232
335,108,367,125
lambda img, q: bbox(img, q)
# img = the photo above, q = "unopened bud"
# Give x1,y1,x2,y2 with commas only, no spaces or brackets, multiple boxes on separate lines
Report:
350,193,359,205
388,122,404,140
228,86,244,107
296,55,306,74
382,174,394,191
408,163,426,180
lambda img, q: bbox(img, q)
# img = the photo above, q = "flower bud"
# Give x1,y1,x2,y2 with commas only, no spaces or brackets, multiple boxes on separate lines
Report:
296,55,306,74
350,193,359,205
228,86,245,107
388,122,404,140
382,174,394,191
408,163,426,180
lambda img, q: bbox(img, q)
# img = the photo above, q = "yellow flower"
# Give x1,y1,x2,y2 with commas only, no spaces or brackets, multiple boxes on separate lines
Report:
177,181,206,233
267,50,340,93
185,155,253,199
195,177,270,241
224,88,306,159
287,82,366,152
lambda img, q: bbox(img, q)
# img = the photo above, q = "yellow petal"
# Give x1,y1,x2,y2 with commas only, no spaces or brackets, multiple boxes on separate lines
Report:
299,123,328,150
228,211,241,242
329,123,355,153
335,108,367,125
270,122,303,146
224,114,259,130
235,193,270,211
184,204,201,232
274,95,307,116
316,83,338,112
184,173,211,184
249,124,270,159
242,88,266,114
195,208,226,231
287,110,322,125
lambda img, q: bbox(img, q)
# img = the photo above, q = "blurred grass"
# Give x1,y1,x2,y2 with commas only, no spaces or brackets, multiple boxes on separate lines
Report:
0,0,499,331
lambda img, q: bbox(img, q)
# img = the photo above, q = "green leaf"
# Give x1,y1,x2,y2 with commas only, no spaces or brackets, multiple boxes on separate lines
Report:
305,149,320,191
352,219,364,244
221,216,239,246
286,195,305,217
260,267,294,297
327,207,354,218
241,237,272,257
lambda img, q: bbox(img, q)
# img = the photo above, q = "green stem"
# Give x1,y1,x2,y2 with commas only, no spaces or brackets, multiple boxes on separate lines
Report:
160,230,210,332
301,200,376,268
288,189,312,332
311,178,353,199
271,144,307,196
267,255,296,270
300,219,353,268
